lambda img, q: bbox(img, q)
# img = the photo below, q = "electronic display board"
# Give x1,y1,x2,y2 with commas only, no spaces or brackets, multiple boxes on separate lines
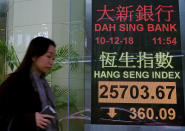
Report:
91,0,185,126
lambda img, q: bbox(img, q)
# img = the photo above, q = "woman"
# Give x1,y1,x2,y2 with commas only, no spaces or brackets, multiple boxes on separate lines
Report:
0,37,59,131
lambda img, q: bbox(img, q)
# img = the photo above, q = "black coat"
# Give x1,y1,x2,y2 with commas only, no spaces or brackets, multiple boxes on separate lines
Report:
0,71,43,131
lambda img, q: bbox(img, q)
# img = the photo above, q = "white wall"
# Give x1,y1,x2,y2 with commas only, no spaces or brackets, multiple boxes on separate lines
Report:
7,0,53,61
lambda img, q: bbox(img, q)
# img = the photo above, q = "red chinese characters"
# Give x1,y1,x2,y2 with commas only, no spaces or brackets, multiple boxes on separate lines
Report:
96,4,174,22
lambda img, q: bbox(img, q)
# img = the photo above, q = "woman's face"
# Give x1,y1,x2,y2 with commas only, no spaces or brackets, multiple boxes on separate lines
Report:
32,45,56,76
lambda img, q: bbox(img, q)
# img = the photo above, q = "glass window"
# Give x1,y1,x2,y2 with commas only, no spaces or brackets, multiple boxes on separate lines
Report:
1,0,185,131
0,0,7,84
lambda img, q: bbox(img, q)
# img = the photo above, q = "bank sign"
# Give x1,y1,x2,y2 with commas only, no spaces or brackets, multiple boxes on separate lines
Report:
91,0,185,126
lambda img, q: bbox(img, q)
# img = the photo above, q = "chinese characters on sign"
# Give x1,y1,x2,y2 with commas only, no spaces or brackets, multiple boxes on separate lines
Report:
92,0,184,126
96,4,174,22
99,51,174,69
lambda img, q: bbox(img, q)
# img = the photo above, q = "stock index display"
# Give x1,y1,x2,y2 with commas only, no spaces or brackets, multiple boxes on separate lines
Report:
91,0,185,126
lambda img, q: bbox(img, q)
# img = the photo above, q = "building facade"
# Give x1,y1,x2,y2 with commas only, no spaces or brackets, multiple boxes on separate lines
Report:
0,0,185,131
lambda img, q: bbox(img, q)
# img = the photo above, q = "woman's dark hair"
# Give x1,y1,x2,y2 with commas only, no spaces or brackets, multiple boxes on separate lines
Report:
14,36,56,74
